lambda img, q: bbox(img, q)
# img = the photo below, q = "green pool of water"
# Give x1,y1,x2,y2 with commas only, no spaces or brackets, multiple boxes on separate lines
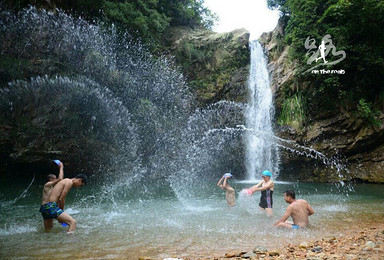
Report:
1,178,383,259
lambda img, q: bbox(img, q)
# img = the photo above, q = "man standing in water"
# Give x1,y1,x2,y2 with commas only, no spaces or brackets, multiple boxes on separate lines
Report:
217,173,236,207
274,190,315,229
39,173,87,233
245,170,274,216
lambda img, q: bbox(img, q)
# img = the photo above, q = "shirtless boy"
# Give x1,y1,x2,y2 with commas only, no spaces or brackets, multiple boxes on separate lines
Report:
41,161,64,205
217,173,236,207
274,190,315,229
39,174,87,233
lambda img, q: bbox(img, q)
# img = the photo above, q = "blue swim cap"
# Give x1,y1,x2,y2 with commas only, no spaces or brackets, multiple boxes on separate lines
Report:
262,170,272,177
223,173,233,178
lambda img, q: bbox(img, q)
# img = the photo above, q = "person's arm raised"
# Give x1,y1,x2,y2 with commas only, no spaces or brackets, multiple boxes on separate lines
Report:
45,163,65,189
223,176,229,189
217,176,224,188
58,162,64,180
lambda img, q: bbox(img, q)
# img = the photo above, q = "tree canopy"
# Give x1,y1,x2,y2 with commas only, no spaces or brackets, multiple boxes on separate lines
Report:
269,0,384,126
2,0,217,47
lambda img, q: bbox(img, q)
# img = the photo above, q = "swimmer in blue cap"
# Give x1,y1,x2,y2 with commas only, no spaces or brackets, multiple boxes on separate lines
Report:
217,173,236,207
244,170,274,216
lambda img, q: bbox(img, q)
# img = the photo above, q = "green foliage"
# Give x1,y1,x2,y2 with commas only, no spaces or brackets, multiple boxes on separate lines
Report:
357,98,382,126
278,93,307,131
2,0,216,48
268,0,384,124
377,91,384,110
180,40,206,64
102,0,170,45
339,90,355,111
158,0,217,29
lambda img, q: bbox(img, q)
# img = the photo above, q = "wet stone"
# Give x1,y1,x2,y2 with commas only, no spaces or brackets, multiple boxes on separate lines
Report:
242,251,256,258
298,242,309,249
311,246,323,252
224,252,236,257
236,251,248,257
364,240,376,249
253,246,268,254
268,250,279,256
323,236,337,243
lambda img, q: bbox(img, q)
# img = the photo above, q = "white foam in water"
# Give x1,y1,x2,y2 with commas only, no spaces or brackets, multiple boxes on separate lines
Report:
183,204,217,213
322,205,349,212
103,211,126,223
0,224,37,235
65,208,80,214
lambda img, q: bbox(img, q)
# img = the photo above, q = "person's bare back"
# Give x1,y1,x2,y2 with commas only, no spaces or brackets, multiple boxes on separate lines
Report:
274,190,314,229
288,199,312,227
41,162,64,204
48,178,73,209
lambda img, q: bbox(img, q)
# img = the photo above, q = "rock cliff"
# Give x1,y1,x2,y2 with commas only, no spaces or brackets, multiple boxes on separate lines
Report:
163,26,250,106
260,19,384,183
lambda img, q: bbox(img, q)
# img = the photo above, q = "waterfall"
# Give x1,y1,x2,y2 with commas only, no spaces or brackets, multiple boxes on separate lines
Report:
245,41,279,180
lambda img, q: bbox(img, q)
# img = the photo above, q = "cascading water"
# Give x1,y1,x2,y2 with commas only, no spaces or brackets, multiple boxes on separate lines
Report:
244,41,279,180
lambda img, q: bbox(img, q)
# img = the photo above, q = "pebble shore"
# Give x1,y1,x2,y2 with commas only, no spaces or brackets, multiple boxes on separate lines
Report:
139,224,384,260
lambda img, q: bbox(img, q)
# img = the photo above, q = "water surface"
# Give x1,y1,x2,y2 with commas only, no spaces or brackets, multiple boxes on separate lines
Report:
1,179,383,259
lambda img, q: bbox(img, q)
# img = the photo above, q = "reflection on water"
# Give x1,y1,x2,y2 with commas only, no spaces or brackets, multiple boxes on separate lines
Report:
0,180,383,259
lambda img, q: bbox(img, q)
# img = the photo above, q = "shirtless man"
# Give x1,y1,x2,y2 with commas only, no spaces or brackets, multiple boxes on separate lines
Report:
217,173,236,207
39,174,87,233
245,170,274,216
274,190,315,229
41,161,64,205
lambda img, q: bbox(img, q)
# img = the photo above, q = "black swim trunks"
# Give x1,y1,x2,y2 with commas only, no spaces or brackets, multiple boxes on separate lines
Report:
259,189,273,209
39,202,64,219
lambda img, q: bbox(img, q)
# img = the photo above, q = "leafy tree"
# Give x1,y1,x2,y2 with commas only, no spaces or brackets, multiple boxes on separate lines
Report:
102,0,170,45
158,0,216,29
2,0,216,47
269,0,384,124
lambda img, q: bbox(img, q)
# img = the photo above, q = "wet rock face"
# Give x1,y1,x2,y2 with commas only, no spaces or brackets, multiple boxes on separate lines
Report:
164,26,251,106
261,18,384,183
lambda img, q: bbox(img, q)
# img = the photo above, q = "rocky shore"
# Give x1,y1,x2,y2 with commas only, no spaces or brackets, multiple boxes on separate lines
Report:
208,225,384,260
139,224,384,260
